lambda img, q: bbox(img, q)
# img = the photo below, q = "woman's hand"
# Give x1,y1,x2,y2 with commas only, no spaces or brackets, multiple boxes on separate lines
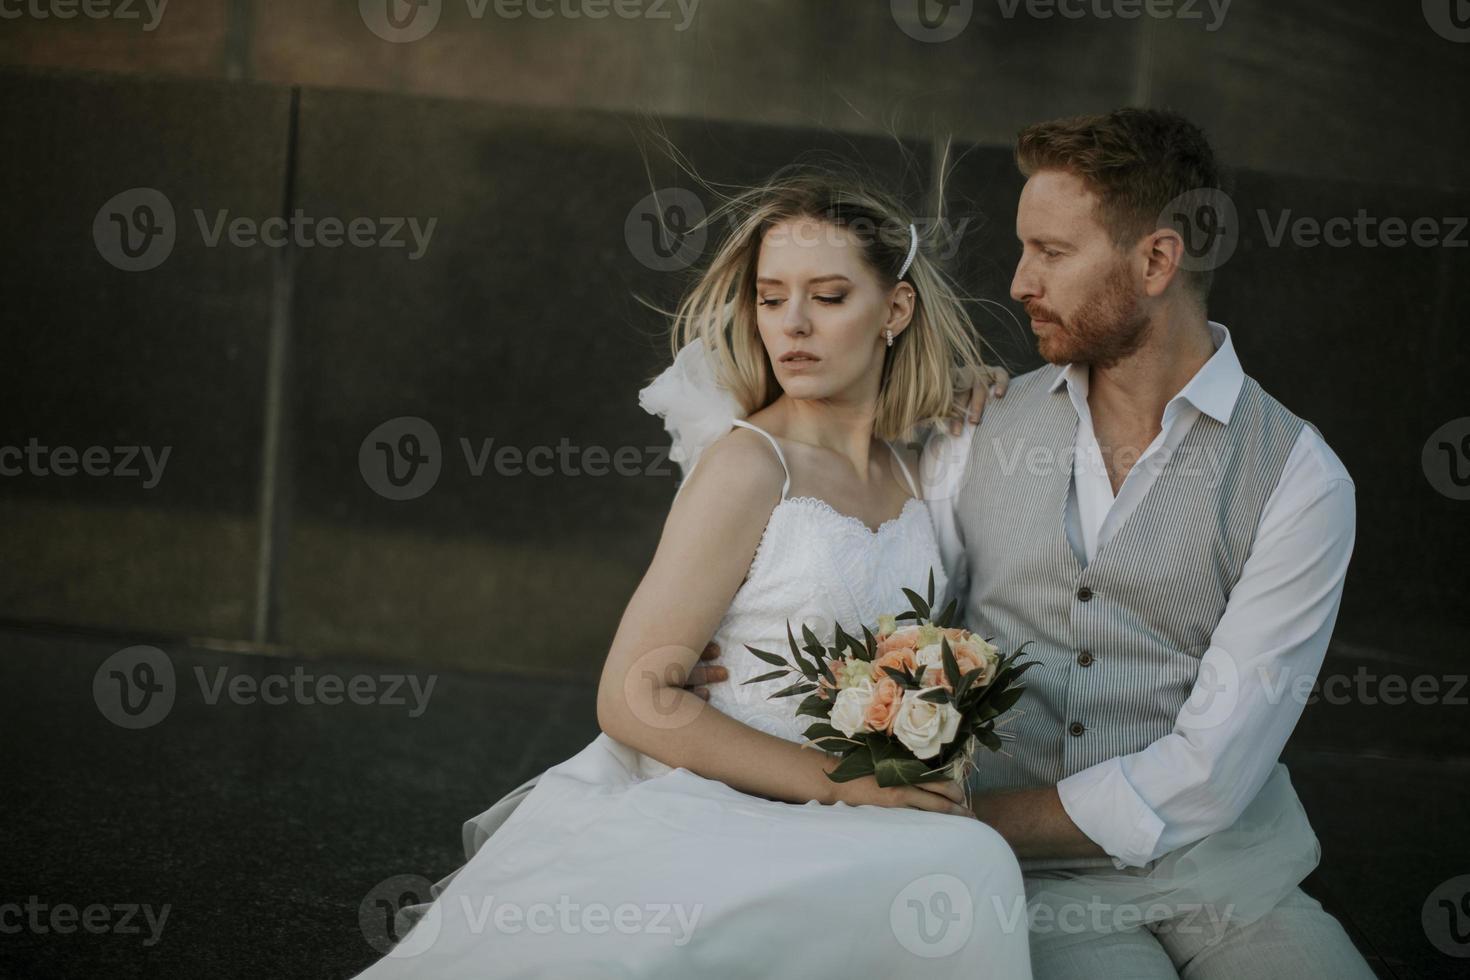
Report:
825,759,972,818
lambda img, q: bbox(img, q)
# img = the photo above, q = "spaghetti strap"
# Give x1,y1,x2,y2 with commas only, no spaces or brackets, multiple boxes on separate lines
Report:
885,440,920,498
730,419,792,500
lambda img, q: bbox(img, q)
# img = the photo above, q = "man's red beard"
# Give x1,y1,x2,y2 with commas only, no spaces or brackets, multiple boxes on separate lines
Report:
1026,263,1150,369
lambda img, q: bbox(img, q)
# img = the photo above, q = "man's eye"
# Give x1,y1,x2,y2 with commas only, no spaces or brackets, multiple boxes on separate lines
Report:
1041,248,1061,259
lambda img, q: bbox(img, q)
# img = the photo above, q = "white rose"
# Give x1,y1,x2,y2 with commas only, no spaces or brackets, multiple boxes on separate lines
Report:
830,681,876,737
914,644,945,670
893,688,963,760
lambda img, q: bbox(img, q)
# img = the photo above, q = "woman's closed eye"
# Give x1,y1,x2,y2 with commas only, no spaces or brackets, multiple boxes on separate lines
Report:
757,294,846,307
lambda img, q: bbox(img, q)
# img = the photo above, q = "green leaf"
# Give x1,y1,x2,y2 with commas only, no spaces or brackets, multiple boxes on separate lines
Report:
955,666,983,701
826,749,876,783
986,685,1025,715
925,567,936,608
800,624,825,658
941,637,961,690
875,756,932,788
791,648,819,680
786,622,801,659
771,680,817,699
861,625,878,661
900,588,930,622
935,597,958,628
796,692,832,719
741,669,790,686
745,645,789,668
815,655,835,687
919,687,952,705
833,624,855,656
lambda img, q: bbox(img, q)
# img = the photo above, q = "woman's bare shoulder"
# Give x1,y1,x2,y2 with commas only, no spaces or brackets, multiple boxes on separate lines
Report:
670,425,787,523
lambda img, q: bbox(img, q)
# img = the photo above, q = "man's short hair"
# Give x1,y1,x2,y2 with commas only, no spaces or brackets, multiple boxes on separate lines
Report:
1016,107,1222,301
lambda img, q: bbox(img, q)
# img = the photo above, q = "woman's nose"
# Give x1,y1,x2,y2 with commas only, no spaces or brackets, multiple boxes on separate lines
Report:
782,299,810,334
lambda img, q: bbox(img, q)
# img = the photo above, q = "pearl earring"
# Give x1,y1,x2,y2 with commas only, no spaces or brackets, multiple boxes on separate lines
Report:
885,329,893,348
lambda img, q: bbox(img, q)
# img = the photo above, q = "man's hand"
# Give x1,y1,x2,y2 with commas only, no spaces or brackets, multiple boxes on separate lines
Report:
682,642,728,700
948,365,1010,435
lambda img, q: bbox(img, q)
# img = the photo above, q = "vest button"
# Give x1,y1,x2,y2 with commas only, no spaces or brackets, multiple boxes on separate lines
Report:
1076,586,1094,602
1069,721,1085,737
1076,650,1094,667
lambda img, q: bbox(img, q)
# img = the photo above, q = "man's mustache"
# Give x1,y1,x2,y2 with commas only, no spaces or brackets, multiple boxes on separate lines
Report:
1025,303,1064,326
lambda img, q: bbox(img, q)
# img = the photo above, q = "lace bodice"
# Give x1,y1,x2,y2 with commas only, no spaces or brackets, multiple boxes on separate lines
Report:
701,421,950,746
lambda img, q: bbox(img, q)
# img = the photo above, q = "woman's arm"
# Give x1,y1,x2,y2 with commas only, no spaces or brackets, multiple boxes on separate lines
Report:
596,427,971,816
595,428,842,804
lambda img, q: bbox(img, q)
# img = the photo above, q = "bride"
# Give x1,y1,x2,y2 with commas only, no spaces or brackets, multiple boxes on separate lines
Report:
351,167,1033,979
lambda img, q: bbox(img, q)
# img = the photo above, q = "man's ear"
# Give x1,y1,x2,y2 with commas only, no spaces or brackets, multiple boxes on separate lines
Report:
1142,229,1185,299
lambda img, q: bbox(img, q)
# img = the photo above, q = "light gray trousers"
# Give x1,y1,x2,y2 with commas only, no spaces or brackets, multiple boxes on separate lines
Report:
1025,882,1379,979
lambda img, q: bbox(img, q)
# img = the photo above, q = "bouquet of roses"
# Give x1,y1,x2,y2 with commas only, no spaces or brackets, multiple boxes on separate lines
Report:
743,569,1035,790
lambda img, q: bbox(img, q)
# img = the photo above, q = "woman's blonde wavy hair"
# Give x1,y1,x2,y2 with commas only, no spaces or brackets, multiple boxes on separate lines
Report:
657,161,991,442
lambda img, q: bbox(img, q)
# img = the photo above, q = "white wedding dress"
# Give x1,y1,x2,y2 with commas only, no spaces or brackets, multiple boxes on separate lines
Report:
350,345,1033,979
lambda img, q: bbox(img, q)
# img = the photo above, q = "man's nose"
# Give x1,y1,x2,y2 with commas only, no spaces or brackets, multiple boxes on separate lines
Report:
1010,257,1037,304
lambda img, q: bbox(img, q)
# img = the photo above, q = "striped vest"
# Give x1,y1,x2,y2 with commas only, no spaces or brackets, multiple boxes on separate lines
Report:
957,364,1304,807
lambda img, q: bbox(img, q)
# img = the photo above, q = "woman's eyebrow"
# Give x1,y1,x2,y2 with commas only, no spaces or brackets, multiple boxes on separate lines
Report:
754,274,853,285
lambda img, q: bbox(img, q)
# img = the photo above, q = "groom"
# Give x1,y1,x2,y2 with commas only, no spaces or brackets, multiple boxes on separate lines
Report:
695,108,1375,978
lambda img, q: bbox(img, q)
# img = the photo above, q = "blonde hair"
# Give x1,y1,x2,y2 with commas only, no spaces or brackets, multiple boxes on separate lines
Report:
658,163,990,442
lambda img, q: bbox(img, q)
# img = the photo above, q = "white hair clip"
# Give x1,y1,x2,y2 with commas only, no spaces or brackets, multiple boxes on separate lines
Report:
897,222,919,281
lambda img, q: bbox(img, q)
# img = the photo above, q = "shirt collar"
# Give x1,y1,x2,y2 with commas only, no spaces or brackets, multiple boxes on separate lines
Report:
1047,321,1243,425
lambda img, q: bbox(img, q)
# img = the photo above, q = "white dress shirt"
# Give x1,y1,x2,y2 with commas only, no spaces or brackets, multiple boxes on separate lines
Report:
920,322,1357,869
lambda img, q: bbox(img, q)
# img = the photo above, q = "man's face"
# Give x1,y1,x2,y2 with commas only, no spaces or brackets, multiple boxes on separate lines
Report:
1010,169,1149,368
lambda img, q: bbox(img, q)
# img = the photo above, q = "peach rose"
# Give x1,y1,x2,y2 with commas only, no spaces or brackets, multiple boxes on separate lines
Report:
876,627,921,655
953,638,999,687
862,676,903,734
916,636,997,690
871,647,918,681
816,657,845,699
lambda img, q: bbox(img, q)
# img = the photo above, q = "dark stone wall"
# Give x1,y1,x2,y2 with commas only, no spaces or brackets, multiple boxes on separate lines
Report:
1,51,1465,672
